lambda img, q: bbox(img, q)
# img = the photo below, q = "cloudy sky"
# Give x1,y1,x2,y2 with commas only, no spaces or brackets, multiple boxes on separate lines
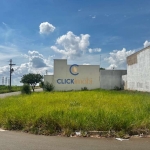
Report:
0,0,150,85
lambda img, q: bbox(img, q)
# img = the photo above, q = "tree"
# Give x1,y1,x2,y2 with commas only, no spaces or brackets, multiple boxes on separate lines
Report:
100,67,105,70
20,73,43,92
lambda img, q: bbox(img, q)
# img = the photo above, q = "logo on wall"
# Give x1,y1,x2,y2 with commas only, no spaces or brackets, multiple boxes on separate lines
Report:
70,64,79,75
57,64,93,84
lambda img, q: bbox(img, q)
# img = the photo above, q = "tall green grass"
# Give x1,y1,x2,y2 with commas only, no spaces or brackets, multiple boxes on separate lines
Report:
0,85,22,93
0,90,150,135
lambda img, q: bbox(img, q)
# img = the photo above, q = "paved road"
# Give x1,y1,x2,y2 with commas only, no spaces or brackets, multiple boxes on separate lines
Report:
0,130,150,150
0,88,43,98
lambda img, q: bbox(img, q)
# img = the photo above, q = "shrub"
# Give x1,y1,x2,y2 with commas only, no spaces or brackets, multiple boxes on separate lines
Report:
39,81,44,88
43,82,54,92
114,86,121,91
81,87,88,91
21,84,31,94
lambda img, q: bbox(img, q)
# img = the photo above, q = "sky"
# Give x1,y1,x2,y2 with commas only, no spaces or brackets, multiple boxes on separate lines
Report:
0,0,150,85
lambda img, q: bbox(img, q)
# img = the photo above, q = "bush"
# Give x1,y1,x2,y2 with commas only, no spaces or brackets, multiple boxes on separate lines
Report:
39,81,44,88
43,82,54,92
21,84,31,94
114,86,121,91
81,87,88,91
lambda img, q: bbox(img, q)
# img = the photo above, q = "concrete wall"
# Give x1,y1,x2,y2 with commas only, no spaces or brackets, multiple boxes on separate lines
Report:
127,46,150,92
122,75,127,90
45,59,100,91
100,70,127,90
44,75,54,84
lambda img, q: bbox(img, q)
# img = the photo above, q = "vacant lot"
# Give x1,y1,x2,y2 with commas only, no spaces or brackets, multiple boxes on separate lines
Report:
0,89,150,136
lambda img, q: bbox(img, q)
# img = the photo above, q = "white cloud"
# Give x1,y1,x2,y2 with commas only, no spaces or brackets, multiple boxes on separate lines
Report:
89,15,96,19
0,51,54,85
2,22,8,26
108,64,117,70
0,45,21,67
27,51,47,68
106,48,135,69
92,16,96,19
89,48,101,53
83,63,90,65
0,66,9,75
25,51,52,69
39,22,55,34
51,31,90,59
143,40,150,48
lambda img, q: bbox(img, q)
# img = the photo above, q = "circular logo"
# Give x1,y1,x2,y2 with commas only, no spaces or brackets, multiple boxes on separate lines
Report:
70,64,79,75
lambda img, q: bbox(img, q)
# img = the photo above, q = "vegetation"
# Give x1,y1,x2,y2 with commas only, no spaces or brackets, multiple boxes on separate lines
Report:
100,67,105,70
0,85,22,94
0,89,150,137
114,86,121,91
43,82,54,92
20,73,43,92
21,84,31,94
39,81,44,88
81,87,88,91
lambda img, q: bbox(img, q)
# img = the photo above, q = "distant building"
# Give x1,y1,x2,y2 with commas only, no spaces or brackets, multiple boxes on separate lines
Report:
126,45,150,92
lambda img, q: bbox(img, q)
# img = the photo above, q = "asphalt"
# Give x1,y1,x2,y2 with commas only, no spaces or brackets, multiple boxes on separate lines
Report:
0,130,150,150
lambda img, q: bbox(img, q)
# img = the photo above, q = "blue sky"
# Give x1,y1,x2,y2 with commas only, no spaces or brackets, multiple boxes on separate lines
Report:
0,0,150,85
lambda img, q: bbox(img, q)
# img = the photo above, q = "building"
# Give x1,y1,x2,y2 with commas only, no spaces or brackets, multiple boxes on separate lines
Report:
126,46,150,92
44,59,126,91
44,46,150,92
100,70,127,90
44,59,100,91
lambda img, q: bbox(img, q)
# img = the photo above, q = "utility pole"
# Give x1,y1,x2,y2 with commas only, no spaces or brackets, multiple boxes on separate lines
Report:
9,59,16,88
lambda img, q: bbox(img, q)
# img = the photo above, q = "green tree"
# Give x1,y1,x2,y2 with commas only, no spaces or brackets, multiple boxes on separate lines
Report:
20,73,43,92
100,67,105,70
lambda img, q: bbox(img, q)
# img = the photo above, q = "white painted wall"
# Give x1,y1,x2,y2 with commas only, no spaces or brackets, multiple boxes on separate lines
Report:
45,59,100,91
127,48,150,92
44,75,54,84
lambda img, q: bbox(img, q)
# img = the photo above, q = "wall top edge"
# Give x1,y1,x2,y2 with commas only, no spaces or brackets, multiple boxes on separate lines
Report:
127,45,150,58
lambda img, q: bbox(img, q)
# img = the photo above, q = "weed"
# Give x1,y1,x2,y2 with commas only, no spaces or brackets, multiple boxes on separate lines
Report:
0,90,150,136
81,87,88,91
43,82,54,92
21,84,31,94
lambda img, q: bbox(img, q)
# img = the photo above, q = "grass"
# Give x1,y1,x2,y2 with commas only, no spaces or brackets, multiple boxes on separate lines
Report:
0,89,150,136
0,85,40,94
0,85,22,94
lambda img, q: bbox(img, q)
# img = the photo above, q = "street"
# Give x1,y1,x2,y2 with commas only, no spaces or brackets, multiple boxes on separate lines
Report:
0,129,150,150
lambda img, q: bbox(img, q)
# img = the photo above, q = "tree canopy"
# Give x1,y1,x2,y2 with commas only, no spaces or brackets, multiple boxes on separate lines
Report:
20,73,43,91
100,67,105,70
